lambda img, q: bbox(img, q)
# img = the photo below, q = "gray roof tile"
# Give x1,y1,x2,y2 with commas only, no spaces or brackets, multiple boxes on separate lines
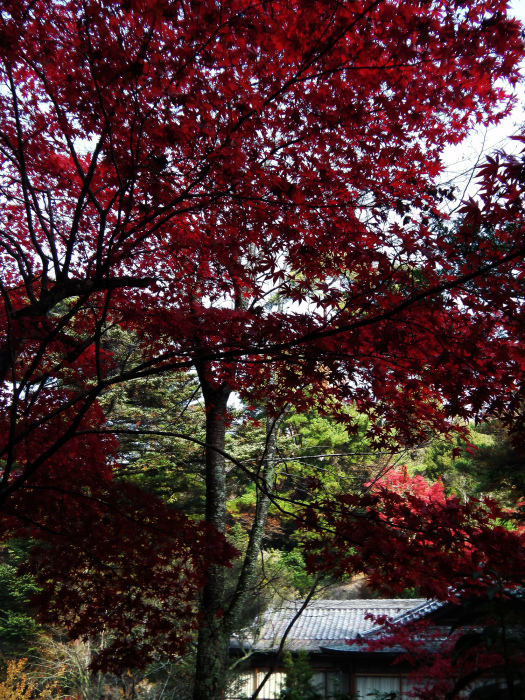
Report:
234,599,428,653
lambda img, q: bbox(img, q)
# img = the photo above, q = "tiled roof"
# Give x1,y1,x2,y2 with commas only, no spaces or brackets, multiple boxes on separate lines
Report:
323,599,446,653
232,599,428,653
366,597,445,635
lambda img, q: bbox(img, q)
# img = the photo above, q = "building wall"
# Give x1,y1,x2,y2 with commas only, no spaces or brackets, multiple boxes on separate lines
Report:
227,663,420,699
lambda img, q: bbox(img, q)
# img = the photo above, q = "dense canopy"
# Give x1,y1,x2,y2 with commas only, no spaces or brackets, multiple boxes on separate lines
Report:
1,1,525,698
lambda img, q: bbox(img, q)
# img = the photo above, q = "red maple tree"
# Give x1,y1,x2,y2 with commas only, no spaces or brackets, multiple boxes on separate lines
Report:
301,469,525,699
1,1,525,698
302,468,525,598
362,610,523,700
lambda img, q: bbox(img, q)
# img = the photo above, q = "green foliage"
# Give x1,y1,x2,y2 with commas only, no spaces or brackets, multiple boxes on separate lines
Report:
0,542,41,656
100,371,208,515
468,423,525,504
278,551,315,597
279,651,322,700
413,431,484,498
413,421,525,504
280,408,375,495
278,652,359,700
226,405,378,552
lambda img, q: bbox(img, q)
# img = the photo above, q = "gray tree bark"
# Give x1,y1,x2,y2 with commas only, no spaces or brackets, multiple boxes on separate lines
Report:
193,372,231,700
192,372,284,700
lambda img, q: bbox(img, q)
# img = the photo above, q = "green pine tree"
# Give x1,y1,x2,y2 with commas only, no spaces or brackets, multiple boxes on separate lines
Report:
279,652,322,700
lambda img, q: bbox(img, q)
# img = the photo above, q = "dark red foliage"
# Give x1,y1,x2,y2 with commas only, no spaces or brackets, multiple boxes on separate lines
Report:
1,416,237,672
300,470,525,697
1,0,524,482
1,0,525,670
300,469,525,599
361,613,517,700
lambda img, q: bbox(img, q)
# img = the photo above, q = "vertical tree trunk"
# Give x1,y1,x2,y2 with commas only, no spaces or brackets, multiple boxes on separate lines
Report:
193,371,231,700
223,413,285,630
193,396,285,700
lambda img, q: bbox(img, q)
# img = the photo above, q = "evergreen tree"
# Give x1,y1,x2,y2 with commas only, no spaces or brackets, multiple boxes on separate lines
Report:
279,652,322,700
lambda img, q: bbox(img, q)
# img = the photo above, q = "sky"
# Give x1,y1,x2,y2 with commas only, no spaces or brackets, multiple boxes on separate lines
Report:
440,0,525,197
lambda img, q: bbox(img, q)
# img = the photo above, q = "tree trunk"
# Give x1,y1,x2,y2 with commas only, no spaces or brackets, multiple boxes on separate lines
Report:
192,378,285,700
193,372,231,700
223,413,284,629
193,399,285,700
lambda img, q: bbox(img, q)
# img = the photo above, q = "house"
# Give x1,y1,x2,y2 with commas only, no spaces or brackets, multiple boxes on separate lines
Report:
228,598,453,699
